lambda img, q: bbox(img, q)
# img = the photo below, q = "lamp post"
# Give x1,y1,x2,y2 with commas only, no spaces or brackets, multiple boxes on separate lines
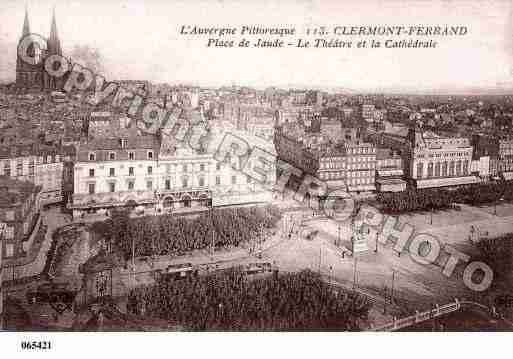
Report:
374,231,378,253
494,197,504,216
353,254,358,291
391,270,396,305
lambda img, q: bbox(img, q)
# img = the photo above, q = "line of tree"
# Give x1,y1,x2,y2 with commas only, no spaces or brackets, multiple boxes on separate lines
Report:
90,205,282,261
127,269,371,331
377,181,513,214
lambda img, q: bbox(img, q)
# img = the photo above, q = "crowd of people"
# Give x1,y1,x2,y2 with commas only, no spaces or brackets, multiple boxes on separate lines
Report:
377,181,513,214
127,269,371,331
91,205,282,261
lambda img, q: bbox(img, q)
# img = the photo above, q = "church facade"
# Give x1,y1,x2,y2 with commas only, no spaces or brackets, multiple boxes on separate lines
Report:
16,8,68,90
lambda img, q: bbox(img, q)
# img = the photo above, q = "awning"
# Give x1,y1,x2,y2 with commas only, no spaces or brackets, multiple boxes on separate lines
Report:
415,176,479,189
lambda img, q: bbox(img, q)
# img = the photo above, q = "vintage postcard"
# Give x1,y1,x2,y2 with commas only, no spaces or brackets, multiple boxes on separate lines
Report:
0,0,512,357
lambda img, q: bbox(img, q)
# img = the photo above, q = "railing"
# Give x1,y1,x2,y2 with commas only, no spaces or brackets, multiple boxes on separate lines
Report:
370,298,461,331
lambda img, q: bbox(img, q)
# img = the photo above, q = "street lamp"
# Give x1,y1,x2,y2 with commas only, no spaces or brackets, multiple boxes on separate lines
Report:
374,231,378,253
391,270,396,305
494,197,504,216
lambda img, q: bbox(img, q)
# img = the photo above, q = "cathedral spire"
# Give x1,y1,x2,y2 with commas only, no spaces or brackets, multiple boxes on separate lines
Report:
21,5,30,38
48,7,62,55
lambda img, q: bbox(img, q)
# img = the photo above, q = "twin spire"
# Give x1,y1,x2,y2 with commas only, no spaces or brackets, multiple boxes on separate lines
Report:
22,6,30,36
21,6,61,56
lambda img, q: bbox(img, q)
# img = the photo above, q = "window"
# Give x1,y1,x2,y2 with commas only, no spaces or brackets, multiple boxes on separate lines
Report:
109,168,115,177
442,162,448,177
88,183,96,194
182,164,187,172
128,181,134,190
427,163,433,178
16,161,23,177
3,161,10,177
29,160,35,176
199,177,205,187
5,243,14,257
435,162,440,177
147,166,153,175
4,226,14,240
147,151,153,160
247,175,252,184
128,152,135,160
200,164,205,172
166,164,171,173
216,163,221,171
182,177,188,188
416,163,423,179
456,160,462,176
146,181,153,190
89,152,96,161
109,182,116,193
231,175,236,185
165,179,171,190
216,176,221,185
129,167,134,176
109,152,116,160
89,169,95,177
463,160,469,175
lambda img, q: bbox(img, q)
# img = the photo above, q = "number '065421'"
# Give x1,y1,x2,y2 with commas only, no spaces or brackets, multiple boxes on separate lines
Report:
20,341,52,350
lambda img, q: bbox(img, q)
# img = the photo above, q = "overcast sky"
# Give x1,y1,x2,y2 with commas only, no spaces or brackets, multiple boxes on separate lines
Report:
1,0,513,92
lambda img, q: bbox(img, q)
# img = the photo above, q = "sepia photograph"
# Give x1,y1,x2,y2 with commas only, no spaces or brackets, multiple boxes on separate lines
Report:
0,0,513,357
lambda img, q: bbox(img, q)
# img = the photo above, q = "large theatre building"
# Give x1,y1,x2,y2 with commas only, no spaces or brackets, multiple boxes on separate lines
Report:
406,128,478,189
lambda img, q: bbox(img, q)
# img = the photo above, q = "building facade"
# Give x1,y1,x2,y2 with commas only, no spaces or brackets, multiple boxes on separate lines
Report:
70,123,276,219
16,8,68,90
274,124,377,193
0,144,64,205
0,177,41,260
375,148,406,192
70,136,160,218
498,139,513,180
406,128,477,189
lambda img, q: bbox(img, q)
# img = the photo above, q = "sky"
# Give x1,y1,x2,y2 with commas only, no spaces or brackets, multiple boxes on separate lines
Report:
1,0,513,93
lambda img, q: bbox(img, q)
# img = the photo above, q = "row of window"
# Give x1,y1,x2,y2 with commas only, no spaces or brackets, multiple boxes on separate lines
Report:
165,163,210,173
89,166,153,178
86,174,250,194
88,163,221,178
319,172,343,180
88,150,154,162
347,147,376,155
347,177,374,185
416,160,469,179
417,151,469,159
